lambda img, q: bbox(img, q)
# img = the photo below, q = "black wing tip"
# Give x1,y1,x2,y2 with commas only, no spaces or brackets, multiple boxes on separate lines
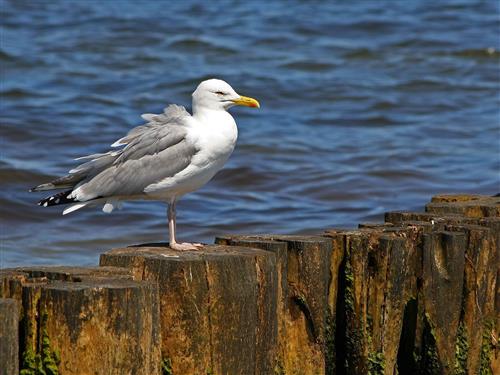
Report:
37,190,76,207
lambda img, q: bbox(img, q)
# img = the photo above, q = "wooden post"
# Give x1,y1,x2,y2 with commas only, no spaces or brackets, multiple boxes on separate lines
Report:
384,195,499,374
0,298,19,375
426,194,500,217
1,267,160,375
100,244,278,375
216,235,333,375
325,227,421,375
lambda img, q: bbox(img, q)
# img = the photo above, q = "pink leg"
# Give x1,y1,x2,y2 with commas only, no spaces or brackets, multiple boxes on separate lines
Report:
167,199,203,251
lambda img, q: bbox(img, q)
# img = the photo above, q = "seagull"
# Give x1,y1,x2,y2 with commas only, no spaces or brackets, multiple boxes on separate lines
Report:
30,79,260,250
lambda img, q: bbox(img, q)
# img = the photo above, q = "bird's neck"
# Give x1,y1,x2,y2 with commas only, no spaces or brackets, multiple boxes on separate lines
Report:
192,106,232,123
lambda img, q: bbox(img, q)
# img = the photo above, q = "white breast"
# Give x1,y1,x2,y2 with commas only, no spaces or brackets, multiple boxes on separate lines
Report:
144,109,238,200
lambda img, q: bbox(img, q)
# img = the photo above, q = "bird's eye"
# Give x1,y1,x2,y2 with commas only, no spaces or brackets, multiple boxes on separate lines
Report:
215,91,225,95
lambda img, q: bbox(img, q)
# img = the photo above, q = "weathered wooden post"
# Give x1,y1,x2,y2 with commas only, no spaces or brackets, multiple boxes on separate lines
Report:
0,298,19,375
100,244,278,375
324,227,422,375
1,267,161,375
385,194,500,374
215,235,333,374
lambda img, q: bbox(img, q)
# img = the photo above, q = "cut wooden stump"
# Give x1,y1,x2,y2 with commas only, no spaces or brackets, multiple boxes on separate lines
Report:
419,231,467,372
0,298,19,375
325,227,421,375
426,194,500,218
215,235,333,375
1,267,160,375
384,195,500,374
100,244,277,375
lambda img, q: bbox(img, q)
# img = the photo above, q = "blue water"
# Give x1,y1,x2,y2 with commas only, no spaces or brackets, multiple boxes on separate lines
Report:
1,0,499,267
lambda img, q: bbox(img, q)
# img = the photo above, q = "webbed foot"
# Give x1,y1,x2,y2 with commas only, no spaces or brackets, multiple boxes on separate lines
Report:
169,242,204,251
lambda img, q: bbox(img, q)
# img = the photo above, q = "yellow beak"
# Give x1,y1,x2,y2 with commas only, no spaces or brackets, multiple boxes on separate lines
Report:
231,95,260,108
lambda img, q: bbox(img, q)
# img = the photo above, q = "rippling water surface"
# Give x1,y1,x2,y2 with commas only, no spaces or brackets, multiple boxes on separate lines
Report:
1,0,499,266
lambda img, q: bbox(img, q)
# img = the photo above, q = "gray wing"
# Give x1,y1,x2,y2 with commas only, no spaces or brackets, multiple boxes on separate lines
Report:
33,105,198,200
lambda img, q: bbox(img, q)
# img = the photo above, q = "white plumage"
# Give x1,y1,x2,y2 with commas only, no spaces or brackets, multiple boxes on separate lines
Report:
31,79,260,250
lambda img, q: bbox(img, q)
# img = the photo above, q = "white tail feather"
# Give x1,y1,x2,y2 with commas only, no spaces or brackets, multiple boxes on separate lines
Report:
62,202,89,215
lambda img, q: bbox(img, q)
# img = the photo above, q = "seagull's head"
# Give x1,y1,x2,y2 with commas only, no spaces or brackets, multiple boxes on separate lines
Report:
192,78,260,113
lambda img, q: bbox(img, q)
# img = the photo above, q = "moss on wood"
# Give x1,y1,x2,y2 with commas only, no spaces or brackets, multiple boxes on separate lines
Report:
454,321,469,375
161,358,173,375
20,311,60,375
479,320,494,375
368,351,385,375
325,312,336,373
343,245,366,372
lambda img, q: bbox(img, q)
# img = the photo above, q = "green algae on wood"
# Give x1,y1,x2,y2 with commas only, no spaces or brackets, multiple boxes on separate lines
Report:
20,311,60,375
368,351,385,375
454,321,469,375
479,321,495,375
161,357,173,375
20,347,38,375
324,312,336,374
40,311,60,375
342,242,366,373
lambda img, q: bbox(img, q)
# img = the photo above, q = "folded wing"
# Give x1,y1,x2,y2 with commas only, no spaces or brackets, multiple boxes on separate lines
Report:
32,105,198,203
